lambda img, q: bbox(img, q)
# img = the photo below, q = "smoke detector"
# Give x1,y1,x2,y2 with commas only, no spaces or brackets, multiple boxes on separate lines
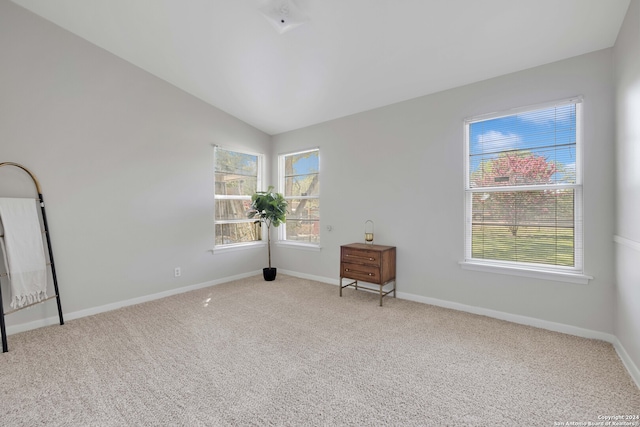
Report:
259,0,308,34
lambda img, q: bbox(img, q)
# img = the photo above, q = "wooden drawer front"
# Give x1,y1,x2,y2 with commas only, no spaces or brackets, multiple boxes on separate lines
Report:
341,262,380,282
341,248,381,266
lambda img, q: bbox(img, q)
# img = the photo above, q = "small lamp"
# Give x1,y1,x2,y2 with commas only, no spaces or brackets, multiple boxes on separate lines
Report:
364,220,374,245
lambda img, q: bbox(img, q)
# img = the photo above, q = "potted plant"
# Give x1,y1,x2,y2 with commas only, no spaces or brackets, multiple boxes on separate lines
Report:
248,186,287,281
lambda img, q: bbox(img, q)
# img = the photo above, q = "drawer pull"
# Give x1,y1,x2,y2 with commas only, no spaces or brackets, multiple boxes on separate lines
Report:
344,268,376,277
345,254,375,261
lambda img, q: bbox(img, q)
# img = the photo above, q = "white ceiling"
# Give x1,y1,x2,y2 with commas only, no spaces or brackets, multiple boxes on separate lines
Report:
11,0,631,135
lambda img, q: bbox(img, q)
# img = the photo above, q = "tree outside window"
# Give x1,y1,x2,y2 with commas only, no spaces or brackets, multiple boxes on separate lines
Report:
465,100,582,270
214,147,263,247
279,149,319,245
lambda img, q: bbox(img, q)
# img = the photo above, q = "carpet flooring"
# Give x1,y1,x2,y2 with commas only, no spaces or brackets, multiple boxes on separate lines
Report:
1,274,638,426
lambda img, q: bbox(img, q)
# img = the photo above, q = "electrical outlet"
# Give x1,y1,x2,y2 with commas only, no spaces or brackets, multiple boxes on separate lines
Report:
174,267,181,277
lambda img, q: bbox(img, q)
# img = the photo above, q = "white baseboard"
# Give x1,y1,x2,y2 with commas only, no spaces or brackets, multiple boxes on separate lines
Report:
279,269,339,286
284,271,640,388
396,290,640,388
6,268,639,389
5,270,262,336
612,336,640,389
396,291,617,342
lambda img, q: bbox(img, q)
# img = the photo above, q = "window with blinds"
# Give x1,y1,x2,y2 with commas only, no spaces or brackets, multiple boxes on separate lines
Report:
464,98,583,272
214,146,264,247
279,148,320,246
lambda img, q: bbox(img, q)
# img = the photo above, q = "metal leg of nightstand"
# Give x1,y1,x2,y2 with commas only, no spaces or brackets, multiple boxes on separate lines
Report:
340,278,359,297
379,284,383,306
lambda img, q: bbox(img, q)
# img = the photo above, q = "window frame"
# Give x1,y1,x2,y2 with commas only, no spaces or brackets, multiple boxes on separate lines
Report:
277,147,321,250
213,145,265,252
461,97,591,284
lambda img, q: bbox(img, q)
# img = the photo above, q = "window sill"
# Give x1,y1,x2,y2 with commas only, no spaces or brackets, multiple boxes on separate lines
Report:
212,242,266,255
459,261,592,284
275,241,321,252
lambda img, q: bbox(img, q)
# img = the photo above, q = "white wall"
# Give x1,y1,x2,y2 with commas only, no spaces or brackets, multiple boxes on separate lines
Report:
0,0,627,351
0,0,271,328
271,49,616,334
614,0,640,374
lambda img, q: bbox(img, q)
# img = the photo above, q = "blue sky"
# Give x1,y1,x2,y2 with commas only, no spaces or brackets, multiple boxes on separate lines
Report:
289,152,319,176
469,104,577,184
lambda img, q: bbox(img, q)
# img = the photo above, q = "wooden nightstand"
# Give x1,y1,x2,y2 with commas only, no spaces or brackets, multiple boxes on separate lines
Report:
339,243,396,306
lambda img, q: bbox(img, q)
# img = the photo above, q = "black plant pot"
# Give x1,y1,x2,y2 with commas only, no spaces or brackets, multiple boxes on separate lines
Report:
263,267,277,281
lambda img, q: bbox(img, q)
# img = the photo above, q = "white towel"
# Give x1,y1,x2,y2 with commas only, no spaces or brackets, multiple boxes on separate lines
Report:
0,198,48,309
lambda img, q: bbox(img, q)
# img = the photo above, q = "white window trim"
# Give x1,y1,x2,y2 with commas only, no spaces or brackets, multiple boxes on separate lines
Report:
275,241,322,251
213,145,265,251
278,147,320,248
213,241,267,255
461,97,590,283
459,261,592,285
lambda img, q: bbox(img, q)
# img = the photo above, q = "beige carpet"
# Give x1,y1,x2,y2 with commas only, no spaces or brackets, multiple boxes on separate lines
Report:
1,274,638,426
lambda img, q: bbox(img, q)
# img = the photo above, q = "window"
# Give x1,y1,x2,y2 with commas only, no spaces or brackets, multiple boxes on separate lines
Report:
464,98,583,275
279,148,320,246
214,146,263,248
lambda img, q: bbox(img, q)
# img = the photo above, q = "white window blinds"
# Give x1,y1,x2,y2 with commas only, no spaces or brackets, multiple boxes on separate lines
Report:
464,98,583,272
214,146,263,247
279,148,320,245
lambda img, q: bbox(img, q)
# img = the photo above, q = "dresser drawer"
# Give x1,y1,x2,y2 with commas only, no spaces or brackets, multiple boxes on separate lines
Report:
339,243,396,306
341,262,379,282
341,247,381,266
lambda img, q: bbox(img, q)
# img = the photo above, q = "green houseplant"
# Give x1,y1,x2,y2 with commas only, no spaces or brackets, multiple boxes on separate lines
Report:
248,186,288,281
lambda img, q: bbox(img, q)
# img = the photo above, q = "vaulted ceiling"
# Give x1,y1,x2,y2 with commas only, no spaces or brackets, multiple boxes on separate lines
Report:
11,0,630,135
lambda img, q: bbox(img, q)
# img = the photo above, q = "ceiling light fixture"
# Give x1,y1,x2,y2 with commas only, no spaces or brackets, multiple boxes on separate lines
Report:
259,0,308,34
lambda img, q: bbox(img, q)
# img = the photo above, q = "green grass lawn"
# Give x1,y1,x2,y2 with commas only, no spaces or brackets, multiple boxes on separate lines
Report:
472,225,574,266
